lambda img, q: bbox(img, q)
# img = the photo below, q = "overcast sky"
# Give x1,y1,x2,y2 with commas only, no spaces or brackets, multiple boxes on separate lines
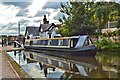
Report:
0,0,119,35
0,0,69,35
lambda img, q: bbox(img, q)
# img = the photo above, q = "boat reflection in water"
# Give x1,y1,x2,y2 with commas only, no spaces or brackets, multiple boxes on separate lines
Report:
24,51,99,78
7,50,118,79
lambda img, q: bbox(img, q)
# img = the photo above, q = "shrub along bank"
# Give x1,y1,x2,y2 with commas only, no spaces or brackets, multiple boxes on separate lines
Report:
95,38,120,51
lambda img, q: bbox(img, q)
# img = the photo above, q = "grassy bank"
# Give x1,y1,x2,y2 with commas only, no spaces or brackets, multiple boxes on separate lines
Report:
95,38,120,52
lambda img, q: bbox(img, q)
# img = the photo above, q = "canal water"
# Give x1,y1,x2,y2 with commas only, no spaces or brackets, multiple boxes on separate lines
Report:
7,50,119,79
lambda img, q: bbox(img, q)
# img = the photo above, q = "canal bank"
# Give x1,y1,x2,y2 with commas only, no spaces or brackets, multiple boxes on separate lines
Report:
0,46,31,79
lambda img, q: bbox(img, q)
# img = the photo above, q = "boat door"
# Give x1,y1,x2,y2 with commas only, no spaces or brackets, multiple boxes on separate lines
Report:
70,38,78,48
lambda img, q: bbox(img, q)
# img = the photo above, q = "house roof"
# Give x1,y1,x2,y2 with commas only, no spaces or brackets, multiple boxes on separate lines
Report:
39,23,57,32
25,26,39,36
25,23,57,36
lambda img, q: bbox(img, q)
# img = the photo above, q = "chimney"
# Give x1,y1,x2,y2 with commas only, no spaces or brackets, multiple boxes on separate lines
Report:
43,15,47,24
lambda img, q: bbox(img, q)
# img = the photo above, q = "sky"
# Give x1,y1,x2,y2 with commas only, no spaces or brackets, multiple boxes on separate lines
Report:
0,0,69,35
0,0,119,35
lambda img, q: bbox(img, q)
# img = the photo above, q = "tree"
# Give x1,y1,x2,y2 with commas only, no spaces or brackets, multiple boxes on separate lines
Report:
59,1,120,37
59,2,95,36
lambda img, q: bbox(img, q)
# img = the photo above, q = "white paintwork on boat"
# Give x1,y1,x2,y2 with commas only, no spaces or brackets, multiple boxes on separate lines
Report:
70,39,73,48
75,35,88,48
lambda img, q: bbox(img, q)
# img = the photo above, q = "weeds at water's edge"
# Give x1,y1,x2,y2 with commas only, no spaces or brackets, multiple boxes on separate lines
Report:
95,38,120,52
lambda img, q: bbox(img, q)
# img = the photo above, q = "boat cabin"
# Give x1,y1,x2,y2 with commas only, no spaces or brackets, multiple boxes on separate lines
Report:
25,35,93,48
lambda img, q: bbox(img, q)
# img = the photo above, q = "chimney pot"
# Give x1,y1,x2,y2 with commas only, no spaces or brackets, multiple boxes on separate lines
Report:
43,15,47,24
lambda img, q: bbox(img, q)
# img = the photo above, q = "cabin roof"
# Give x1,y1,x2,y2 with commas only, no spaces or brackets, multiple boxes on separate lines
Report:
75,35,89,48
39,23,57,32
25,26,39,36
70,35,88,39
70,36,79,39
26,35,89,41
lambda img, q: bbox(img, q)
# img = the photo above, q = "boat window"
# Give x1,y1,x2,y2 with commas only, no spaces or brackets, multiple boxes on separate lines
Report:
59,40,63,46
51,40,58,46
36,40,48,45
88,38,92,44
70,38,78,48
43,40,48,45
32,41,37,45
73,38,78,47
62,39,68,46
84,37,92,46
84,39,89,46
48,40,51,45
36,40,42,45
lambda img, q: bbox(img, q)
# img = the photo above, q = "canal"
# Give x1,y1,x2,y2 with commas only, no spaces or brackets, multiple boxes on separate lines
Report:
7,50,119,79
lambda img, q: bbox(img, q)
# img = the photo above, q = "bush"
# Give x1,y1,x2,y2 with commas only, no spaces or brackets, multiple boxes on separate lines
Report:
116,29,120,36
96,38,120,50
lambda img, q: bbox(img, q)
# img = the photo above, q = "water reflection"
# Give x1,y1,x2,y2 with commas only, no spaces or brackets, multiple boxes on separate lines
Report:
95,51,119,78
7,50,119,79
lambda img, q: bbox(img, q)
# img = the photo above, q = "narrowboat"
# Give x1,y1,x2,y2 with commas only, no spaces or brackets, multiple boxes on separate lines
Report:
24,35,97,57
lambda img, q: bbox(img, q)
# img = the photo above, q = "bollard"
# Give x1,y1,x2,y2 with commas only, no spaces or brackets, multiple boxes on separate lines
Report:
39,62,43,70
43,65,48,77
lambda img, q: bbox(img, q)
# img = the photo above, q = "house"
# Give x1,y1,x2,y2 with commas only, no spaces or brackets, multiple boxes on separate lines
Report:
39,23,58,38
102,21,118,33
25,15,60,39
39,15,59,38
25,26,39,38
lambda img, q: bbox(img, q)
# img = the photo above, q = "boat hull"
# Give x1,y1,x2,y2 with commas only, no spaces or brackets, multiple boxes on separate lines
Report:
24,45,97,57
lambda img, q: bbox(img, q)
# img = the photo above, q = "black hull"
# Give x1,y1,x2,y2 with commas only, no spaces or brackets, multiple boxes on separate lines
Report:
24,46,97,57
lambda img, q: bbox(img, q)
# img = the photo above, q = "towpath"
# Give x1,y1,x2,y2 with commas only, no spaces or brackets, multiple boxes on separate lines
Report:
0,46,29,79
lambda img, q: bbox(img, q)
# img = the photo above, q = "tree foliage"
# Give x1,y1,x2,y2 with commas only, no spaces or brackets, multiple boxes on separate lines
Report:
58,1,120,36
